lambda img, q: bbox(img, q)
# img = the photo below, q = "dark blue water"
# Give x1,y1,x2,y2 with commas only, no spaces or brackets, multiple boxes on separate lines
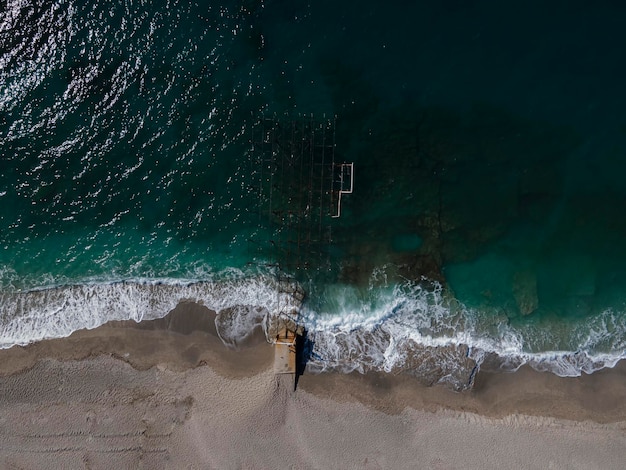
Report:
2,0,626,388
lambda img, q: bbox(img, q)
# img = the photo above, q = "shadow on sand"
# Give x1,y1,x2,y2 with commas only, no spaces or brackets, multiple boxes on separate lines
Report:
294,328,314,391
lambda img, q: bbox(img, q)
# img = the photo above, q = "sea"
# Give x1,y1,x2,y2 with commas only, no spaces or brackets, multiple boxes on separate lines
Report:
2,0,626,390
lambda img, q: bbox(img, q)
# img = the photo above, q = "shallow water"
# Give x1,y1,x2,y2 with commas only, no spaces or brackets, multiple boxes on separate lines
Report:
2,0,626,389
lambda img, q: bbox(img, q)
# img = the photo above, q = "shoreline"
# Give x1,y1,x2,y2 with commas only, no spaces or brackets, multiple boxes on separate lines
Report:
0,302,625,467
2,302,626,423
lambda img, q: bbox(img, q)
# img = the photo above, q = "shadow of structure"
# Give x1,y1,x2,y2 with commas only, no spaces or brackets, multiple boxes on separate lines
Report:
294,328,314,391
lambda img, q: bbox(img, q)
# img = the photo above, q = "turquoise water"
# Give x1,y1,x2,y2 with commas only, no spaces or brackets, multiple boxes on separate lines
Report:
2,0,626,388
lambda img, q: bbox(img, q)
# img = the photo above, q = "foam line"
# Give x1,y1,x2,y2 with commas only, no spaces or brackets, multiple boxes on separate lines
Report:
1,275,624,391
0,274,299,348
300,281,626,388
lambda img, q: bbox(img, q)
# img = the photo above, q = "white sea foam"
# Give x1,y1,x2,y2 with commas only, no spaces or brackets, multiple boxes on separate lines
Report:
0,272,624,390
0,271,299,349
299,279,626,388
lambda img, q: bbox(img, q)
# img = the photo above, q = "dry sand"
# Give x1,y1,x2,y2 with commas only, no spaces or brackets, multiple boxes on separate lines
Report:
0,302,625,469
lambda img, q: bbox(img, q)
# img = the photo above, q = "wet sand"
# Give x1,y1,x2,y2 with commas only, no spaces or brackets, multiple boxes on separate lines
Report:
0,302,625,469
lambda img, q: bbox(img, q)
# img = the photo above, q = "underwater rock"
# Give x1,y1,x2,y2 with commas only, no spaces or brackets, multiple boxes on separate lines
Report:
513,269,538,316
396,255,445,284
392,341,479,391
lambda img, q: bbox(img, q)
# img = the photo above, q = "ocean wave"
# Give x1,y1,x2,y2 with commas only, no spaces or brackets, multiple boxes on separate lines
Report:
0,271,300,349
1,273,624,391
300,279,626,390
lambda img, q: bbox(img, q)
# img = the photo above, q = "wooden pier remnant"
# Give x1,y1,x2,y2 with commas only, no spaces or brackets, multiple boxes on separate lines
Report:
273,327,297,375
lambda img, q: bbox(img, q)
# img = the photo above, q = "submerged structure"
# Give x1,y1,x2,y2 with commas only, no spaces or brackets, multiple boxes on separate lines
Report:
251,115,353,273
249,115,353,378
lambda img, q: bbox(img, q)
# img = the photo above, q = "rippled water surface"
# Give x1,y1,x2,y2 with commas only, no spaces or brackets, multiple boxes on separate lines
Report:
2,1,626,388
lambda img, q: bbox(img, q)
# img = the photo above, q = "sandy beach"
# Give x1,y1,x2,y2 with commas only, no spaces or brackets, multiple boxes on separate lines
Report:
1,302,625,469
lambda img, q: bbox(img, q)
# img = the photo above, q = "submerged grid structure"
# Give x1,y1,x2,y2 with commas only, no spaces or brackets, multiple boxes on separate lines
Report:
249,114,353,336
250,114,353,276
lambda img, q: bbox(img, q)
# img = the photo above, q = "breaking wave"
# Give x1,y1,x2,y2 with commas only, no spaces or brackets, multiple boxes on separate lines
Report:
301,280,626,389
0,270,299,349
1,272,625,391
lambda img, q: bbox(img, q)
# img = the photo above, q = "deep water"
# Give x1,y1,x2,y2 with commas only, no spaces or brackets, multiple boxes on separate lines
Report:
2,0,626,388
